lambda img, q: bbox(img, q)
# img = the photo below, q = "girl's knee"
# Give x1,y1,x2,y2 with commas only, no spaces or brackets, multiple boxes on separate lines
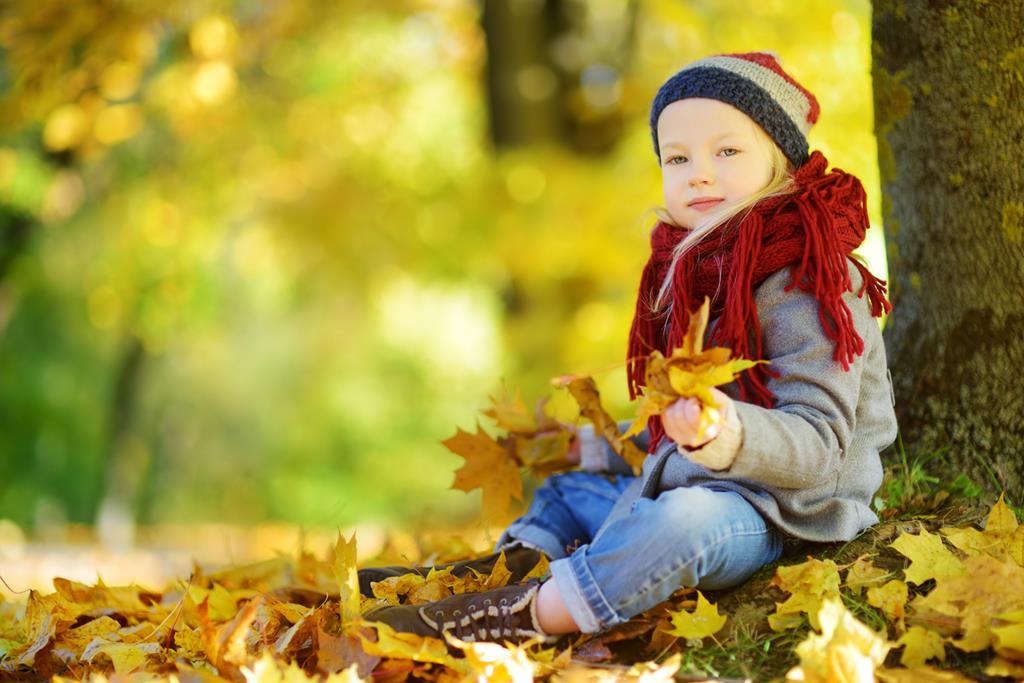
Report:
636,486,766,544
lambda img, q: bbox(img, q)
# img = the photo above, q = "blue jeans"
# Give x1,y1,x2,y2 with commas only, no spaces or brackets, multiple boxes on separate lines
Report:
497,470,783,633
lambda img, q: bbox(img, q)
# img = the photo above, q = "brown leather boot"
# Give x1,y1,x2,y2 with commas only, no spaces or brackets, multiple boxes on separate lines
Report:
363,580,556,644
358,544,546,597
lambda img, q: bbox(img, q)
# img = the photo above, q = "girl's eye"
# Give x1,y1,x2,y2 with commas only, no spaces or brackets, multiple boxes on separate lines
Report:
720,148,739,157
665,155,687,165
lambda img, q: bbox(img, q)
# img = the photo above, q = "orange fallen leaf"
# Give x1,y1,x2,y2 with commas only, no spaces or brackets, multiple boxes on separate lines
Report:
444,424,524,526
558,375,646,475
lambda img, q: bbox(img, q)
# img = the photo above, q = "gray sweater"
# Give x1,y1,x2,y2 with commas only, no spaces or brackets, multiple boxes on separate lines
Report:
579,260,898,543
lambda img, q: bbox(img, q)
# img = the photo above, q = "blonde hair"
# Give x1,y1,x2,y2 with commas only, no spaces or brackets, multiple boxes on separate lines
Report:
651,126,798,315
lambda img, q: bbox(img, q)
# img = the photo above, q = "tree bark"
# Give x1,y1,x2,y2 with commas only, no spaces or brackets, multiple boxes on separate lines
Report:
873,1,1024,496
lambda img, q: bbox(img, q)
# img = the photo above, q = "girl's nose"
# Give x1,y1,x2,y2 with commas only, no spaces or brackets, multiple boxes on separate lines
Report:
688,157,714,186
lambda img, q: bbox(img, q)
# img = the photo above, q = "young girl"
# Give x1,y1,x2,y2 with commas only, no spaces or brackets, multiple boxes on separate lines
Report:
362,51,897,644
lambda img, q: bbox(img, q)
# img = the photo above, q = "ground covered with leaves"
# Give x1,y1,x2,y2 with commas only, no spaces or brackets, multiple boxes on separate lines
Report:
1,494,1024,682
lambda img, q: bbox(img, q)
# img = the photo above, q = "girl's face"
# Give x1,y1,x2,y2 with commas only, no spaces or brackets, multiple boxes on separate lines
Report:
657,98,775,230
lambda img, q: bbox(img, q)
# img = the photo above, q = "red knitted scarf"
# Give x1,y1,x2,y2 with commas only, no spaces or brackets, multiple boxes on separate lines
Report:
626,151,892,451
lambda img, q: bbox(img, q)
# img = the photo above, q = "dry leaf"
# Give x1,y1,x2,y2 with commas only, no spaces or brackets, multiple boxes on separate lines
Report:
625,298,763,442
786,597,890,683
895,625,946,668
660,590,726,640
889,528,965,585
483,387,538,434
769,558,842,631
844,555,889,596
558,375,646,474
911,554,1024,653
444,424,524,526
866,579,908,623
332,532,361,623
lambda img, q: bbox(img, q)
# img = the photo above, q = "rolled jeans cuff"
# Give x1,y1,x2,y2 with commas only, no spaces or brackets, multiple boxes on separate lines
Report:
548,554,621,634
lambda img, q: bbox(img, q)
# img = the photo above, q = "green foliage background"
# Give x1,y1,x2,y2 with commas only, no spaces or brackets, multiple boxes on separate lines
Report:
0,0,883,531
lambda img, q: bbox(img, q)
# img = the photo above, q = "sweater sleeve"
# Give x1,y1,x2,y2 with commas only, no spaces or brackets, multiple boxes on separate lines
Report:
577,421,649,475
705,264,872,490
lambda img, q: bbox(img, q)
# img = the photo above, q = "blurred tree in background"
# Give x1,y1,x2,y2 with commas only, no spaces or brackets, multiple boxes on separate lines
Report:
0,0,882,543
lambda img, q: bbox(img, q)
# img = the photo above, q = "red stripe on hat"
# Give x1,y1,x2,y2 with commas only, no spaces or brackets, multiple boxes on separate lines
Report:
723,51,820,125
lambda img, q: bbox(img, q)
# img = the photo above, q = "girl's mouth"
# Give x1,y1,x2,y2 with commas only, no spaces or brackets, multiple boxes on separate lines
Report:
688,198,725,211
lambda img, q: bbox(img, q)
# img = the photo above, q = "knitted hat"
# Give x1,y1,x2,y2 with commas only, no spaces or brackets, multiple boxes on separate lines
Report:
649,52,820,167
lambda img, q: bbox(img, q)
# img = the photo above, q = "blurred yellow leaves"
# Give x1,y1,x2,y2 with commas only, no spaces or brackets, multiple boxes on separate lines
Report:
98,61,143,100
769,558,841,631
94,104,143,145
190,15,240,61
192,61,238,105
43,104,90,151
786,598,891,683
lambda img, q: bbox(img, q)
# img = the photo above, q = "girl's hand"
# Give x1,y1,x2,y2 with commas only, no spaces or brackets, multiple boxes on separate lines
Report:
661,388,733,449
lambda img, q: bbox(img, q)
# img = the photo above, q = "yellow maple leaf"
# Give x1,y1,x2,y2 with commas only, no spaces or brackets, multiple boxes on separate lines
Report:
786,597,890,683
661,590,726,640
844,555,890,596
889,528,965,585
7,590,81,669
866,579,909,623
522,554,550,582
370,573,429,606
992,609,1024,660
911,554,1024,653
514,429,575,477
626,298,764,443
940,526,992,557
444,424,523,526
986,494,1019,535
357,619,457,667
943,497,1024,567
187,583,244,622
52,578,160,618
333,532,361,623
896,625,946,668
769,558,842,631
483,387,537,434
557,375,646,474
82,642,161,676
52,615,121,658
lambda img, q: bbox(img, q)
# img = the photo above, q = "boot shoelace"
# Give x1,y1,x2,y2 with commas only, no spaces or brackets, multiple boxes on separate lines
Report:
433,596,515,641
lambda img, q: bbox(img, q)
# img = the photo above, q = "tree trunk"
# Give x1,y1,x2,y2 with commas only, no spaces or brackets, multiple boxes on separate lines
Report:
480,0,636,154
96,335,148,549
872,1,1024,497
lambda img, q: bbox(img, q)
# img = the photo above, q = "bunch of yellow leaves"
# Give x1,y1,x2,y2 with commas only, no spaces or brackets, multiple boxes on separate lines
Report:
442,389,579,526
624,297,763,441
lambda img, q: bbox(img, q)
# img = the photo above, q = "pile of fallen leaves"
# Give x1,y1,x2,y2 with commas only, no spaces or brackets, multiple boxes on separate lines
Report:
5,299,1024,681
1,496,1024,681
